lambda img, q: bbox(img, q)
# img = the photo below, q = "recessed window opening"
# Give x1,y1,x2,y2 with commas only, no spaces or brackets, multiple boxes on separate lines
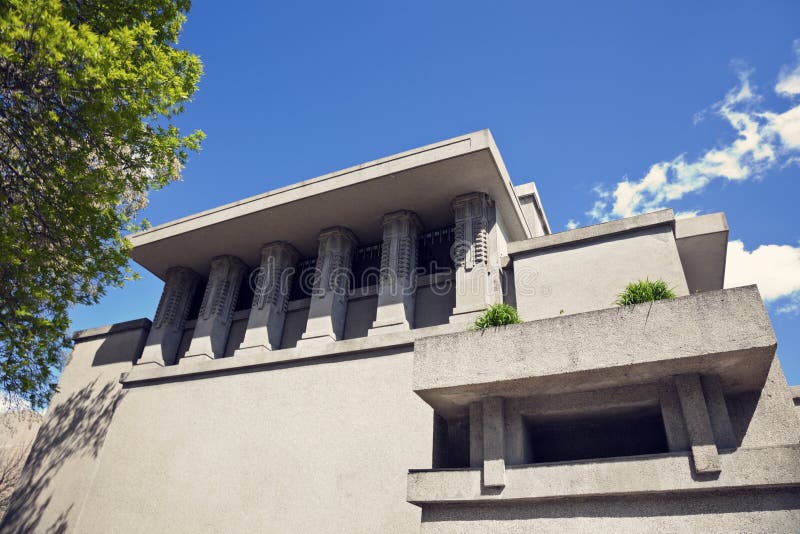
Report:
526,406,669,464
418,226,455,276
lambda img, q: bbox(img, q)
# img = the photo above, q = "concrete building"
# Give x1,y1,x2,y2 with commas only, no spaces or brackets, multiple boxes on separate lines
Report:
3,130,800,533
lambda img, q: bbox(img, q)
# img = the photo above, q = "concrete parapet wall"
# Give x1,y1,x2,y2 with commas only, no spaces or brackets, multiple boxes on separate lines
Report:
413,286,776,406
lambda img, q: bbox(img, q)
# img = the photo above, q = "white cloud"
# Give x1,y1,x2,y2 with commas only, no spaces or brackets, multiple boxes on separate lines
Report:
724,240,800,309
565,219,579,230
776,40,800,97
674,210,700,219
588,45,800,222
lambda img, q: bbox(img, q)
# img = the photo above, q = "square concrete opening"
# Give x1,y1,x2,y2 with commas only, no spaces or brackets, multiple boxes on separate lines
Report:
525,406,669,463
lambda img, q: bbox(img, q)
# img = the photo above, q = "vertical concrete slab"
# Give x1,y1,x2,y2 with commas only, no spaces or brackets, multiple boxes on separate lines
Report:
701,374,737,450
450,193,502,323
299,227,358,346
660,382,690,452
139,267,200,367
235,242,298,354
369,211,422,336
469,401,483,468
184,255,247,362
482,397,505,488
675,374,721,474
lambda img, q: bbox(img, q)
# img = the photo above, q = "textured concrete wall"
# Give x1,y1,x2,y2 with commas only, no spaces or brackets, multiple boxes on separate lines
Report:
72,348,432,534
419,488,800,533
1,319,149,534
512,225,689,321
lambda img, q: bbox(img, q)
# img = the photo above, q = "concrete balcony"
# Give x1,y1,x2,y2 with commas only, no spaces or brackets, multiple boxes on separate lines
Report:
413,285,775,414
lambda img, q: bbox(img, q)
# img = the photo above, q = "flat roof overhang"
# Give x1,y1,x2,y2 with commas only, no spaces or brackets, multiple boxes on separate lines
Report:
130,129,531,279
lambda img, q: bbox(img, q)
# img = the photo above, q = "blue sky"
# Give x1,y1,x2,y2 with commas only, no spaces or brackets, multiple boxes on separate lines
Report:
68,1,800,382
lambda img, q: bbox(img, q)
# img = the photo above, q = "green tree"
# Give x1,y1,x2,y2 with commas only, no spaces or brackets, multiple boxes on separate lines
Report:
0,0,203,408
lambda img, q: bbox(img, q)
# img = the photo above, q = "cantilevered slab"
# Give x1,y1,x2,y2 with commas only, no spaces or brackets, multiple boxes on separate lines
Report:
413,286,775,415
130,130,532,279
674,212,728,294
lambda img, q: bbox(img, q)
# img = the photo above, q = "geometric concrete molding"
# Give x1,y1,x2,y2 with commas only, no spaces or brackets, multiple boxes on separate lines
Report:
369,210,422,336
449,192,502,323
139,266,200,367
298,227,358,346
235,242,299,354
183,255,247,362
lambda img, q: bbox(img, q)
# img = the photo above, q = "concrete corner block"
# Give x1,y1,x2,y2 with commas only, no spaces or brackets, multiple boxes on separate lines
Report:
483,458,506,488
692,444,722,474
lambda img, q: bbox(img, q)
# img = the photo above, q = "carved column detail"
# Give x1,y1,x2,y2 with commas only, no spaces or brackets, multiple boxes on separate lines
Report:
235,242,299,355
298,227,358,346
368,210,422,336
139,266,200,367
184,255,247,362
450,192,502,322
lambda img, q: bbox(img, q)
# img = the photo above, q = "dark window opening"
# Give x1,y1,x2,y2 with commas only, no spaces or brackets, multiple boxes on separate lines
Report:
186,280,206,321
235,269,254,311
352,243,382,289
289,257,317,301
432,414,470,468
526,407,669,464
418,226,455,276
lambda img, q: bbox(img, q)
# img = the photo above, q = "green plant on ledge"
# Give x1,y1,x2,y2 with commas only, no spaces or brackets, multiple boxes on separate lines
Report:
614,279,676,306
473,303,522,330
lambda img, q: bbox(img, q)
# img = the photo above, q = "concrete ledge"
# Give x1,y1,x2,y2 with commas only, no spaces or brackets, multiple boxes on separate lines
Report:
413,286,775,411
407,444,800,505
507,209,674,256
72,318,152,341
121,320,469,386
674,212,728,239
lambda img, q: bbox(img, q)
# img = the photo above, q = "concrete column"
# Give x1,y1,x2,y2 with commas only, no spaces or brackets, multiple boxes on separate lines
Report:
675,374,721,474
701,374,738,450
368,210,422,336
659,383,690,452
482,397,506,488
235,242,299,355
139,266,200,367
469,401,483,468
504,399,528,465
184,255,247,362
450,192,502,323
298,227,358,346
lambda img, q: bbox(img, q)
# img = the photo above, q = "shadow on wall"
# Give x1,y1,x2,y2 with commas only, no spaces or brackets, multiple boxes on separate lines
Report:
0,379,124,532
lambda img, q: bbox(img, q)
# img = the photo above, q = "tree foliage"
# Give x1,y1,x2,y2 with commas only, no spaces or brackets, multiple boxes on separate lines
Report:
0,0,203,408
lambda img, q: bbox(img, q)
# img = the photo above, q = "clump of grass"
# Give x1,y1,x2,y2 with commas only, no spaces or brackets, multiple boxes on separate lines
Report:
473,303,522,329
614,279,676,306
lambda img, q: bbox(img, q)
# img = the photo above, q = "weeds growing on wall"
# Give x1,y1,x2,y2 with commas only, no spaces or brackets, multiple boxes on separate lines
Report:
473,303,522,329
614,279,676,306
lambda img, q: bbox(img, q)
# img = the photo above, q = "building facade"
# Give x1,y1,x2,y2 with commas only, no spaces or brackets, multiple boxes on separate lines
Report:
3,130,800,533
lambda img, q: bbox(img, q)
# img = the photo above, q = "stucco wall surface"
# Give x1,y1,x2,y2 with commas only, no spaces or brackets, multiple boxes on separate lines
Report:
74,348,432,534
